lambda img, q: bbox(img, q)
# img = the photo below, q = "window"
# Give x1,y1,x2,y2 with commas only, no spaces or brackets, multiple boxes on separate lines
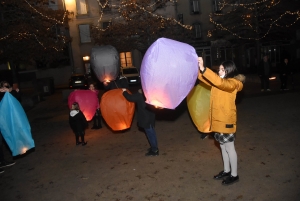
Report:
191,0,200,14
79,24,91,43
49,0,58,10
213,0,221,13
120,52,132,67
194,24,201,38
178,14,183,24
76,0,88,15
102,22,111,29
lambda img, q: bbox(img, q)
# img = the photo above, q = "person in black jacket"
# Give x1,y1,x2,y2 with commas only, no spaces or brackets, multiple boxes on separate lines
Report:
69,102,88,146
122,88,159,156
278,57,292,90
258,55,272,92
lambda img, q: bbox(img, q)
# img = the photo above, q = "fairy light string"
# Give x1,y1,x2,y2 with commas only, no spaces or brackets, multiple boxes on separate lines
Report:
0,0,68,52
209,0,300,40
95,0,192,31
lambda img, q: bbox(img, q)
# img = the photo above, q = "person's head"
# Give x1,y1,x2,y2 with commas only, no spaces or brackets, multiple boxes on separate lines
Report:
0,81,11,88
263,55,268,62
71,102,80,110
89,83,95,91
219,60,238,78
284,58,288,64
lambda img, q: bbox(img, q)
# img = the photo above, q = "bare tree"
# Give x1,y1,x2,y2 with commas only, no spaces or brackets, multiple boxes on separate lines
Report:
0,0,71,69
91,0,192,53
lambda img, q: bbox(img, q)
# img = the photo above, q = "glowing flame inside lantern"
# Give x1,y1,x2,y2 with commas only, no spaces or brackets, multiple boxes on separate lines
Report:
22,147,28,154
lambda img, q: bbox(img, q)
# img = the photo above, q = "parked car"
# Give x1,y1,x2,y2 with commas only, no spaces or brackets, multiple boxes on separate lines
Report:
120,67,140,85
69,74,88,89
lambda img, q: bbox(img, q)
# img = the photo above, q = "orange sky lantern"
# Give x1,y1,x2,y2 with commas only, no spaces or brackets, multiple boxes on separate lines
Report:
100,89,135,131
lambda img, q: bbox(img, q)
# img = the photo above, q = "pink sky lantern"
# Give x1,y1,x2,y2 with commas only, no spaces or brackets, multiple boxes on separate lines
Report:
68,90,99,121
100,89,135,131
140,38,199,109
90,45,120,82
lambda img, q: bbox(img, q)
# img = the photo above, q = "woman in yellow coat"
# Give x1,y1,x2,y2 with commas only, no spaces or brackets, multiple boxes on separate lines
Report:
198,57,245,185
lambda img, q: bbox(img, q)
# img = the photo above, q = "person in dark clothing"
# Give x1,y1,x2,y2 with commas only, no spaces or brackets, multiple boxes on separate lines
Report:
69,102,88,146
278,57,292,90
122,88,159,156
258,55,271,92
0,81,18,174
103,76,129,91
0,81,21,102
89,83,102,129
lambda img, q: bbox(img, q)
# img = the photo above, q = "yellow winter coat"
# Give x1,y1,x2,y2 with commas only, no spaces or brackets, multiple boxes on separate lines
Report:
198,68,245,134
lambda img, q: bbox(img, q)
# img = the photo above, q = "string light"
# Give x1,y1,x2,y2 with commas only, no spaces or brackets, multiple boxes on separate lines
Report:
0,0,69,52
209,0,300,40
95,0,192,31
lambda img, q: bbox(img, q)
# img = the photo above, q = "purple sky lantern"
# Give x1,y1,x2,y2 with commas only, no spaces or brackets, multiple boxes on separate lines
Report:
140,38,199,109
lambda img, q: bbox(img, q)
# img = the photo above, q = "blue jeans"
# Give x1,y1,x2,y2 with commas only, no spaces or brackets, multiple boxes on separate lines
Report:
144,125,158,152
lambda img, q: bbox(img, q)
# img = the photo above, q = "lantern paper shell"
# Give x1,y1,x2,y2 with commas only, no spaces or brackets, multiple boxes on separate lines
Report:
140,37,199,109
100,89,135,131
187,83,211,133
0,92,35,156
68,90,99,121
90,45,120,82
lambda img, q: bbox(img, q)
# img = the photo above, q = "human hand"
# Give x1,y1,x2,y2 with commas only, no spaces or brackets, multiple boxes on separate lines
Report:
15,88,20,92
198,57,204,71
122,88,126,92
0,87,9,92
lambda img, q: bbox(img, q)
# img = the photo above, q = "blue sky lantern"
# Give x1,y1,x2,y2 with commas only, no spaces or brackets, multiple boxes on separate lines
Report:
0,93,35,156
90,45,120,82
68,90,99,121
140,38,199,109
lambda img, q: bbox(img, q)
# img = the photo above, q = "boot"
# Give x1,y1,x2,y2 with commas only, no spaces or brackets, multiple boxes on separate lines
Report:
76,136,81,145
80,135,87,146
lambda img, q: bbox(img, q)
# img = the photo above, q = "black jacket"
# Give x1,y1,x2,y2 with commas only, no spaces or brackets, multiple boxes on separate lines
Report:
278,62,291,75
0,90,21,102
258,59,272,76
69,110,88,133
123,91,155,129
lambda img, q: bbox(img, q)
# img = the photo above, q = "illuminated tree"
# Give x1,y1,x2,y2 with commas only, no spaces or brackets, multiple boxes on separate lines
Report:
0,0,71,69
91,0,192,53
209,0,300,42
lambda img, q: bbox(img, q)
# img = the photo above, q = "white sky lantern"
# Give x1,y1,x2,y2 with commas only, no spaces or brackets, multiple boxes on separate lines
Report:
90,45,120,82
140,38,199,109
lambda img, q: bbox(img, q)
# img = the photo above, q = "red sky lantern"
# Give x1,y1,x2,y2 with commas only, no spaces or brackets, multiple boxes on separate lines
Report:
68,90,99,121
100,89,135,131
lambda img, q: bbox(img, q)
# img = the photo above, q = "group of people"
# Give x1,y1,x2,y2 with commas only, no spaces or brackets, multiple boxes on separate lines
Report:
68,57,245,186
0,81,20,174
258,55,293,91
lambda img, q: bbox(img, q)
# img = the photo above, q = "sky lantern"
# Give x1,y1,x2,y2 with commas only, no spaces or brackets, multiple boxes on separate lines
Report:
0,93,35,156
187,83,211,133
100,89,135,131
68,90,99,121
140,37,198,109
90,45,120,82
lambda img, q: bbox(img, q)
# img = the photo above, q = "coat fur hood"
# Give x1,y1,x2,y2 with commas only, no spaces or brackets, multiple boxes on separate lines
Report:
234,74,246,83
